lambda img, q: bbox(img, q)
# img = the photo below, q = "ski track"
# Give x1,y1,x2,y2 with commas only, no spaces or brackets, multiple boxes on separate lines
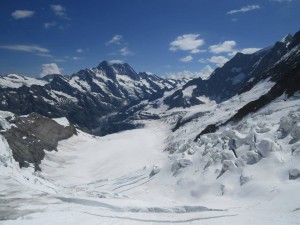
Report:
81,212,237,224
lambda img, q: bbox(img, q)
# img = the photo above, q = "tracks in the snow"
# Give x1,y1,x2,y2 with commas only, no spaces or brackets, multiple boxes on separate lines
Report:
56,196,225,214
81,211,237,224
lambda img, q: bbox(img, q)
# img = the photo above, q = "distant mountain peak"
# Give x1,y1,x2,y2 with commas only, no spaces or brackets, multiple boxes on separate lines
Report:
97,60,110,68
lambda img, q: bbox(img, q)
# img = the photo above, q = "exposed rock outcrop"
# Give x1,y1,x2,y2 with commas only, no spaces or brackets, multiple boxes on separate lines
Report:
1,113,76,170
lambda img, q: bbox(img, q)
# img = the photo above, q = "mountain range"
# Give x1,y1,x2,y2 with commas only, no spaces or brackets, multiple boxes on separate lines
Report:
0,61,187,134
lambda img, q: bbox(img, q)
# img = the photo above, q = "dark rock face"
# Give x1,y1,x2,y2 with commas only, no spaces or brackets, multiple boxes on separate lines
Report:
172,111,208,132
2,113,76,170
289,169,300,180
164,89,203,109
97,61,140,81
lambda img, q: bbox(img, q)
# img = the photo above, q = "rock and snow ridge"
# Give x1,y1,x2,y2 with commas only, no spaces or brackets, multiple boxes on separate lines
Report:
0,61,184,135
0,74,48,89
161,32,299,109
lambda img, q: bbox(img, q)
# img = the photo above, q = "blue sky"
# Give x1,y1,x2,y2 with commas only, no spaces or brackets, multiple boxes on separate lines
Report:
0,0,299,78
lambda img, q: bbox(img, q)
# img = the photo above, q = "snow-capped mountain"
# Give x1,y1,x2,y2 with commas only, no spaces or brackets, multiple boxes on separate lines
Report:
0,61,184,134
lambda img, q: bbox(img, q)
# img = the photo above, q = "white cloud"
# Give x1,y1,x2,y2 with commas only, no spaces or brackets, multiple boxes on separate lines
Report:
198,58,206,63
208,56,230,67
44,22,56,29
0,44,49,54
76,49,83,53
50,4,67,18
169,34,204,53
270,0,293,2
72,56,81,60
164,65,213,80
180,55,193,62
210,40,261,57
120,47,133,56
106,35,133,56
40,63,62,77
11,10,35,19
209,41,236,54
229,47,261,57
108,60,124,65
227,5,260,15
240,48,261,54
106,35,123,45
191,49,206,54
36,53,53,58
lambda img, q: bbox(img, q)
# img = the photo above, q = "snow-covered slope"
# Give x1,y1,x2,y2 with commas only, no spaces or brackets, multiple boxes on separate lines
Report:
0,74,47,88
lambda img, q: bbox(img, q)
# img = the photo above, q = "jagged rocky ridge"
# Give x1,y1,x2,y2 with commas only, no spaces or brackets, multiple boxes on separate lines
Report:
0,61,185,135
